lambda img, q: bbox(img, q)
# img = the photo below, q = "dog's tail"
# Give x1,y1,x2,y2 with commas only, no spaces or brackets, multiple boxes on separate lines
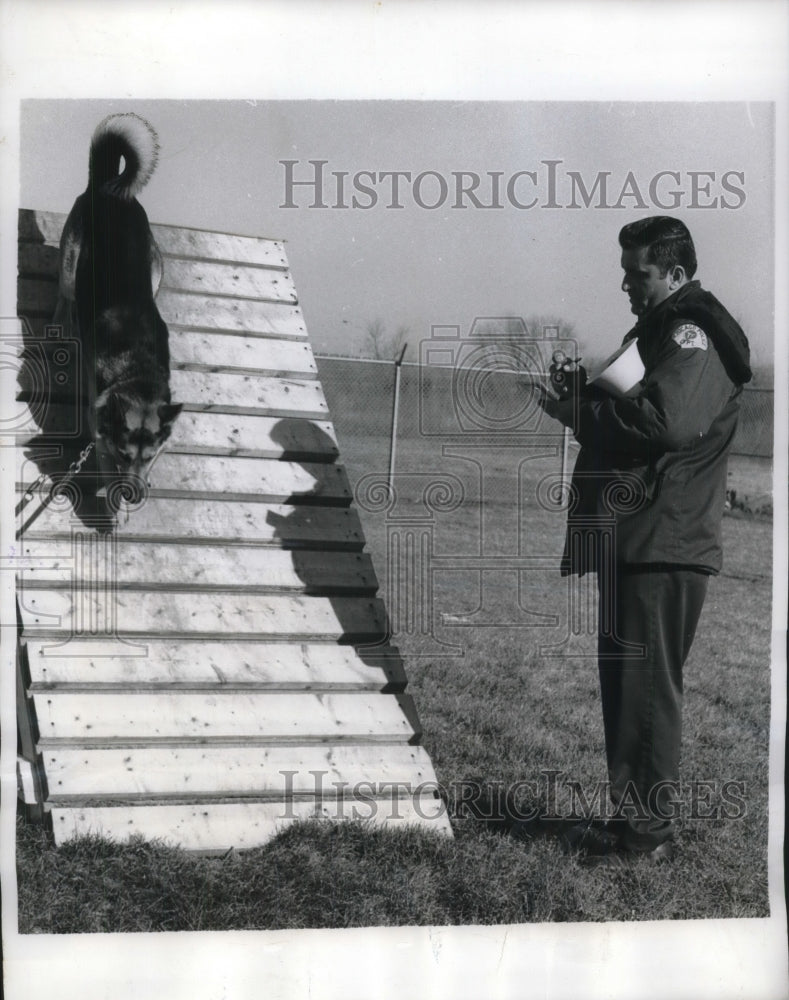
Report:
89,113,159,200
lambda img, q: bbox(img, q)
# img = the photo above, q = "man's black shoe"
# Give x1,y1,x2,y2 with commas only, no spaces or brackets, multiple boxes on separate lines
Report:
560,819,624,854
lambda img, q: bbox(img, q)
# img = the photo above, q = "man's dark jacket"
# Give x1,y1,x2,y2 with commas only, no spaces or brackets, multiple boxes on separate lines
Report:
562,280,752,577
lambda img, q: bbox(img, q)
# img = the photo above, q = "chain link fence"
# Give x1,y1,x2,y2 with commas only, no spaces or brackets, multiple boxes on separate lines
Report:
316,355,773,463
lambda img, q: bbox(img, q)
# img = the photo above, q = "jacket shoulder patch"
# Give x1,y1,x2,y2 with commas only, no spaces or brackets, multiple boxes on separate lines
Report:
671,323,708,350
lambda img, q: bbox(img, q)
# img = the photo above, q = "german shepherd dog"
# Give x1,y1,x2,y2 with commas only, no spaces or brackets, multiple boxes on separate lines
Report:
54,113,182,493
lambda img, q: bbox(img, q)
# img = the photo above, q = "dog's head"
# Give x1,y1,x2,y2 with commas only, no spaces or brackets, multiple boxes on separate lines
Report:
96,389,183,482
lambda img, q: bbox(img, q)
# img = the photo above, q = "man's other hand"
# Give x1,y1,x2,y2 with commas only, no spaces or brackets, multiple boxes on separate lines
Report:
535,383,577,429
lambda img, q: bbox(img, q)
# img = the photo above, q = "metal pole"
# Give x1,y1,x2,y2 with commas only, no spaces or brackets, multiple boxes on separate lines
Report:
387,343,408,489
561,425,571,496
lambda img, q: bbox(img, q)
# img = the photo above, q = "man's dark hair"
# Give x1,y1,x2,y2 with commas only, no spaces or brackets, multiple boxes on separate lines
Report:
618,216,697,279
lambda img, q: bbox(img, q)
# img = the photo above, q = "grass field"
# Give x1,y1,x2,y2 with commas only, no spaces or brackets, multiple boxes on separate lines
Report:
15,435,773,932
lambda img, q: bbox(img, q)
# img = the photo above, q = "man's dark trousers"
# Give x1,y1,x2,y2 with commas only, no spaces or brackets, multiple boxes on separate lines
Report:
596,564,710,850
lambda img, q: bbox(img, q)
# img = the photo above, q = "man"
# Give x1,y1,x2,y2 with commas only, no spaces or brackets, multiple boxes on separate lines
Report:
538,216,752,864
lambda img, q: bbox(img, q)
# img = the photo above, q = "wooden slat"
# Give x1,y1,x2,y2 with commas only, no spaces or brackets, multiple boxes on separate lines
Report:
19,209,288,268
18,590,389,640
168,412,338,459
171,371,327,416
17,498,365,547
16,281,309,340
157,290,306,337
17,366,329,418
20,310,309,345
17,409,339,460
160,259,297,303
15,329,317,378
18,210,68,247
140,454,350,502
33,691,417,744
50,796,452,850
170,331,315,375
16,451,351,502
24,640,406,690
18,229,290,275
17,243,59,277
155,227,288,268
42,744,434,799
18,543,378,594
174,454,347,503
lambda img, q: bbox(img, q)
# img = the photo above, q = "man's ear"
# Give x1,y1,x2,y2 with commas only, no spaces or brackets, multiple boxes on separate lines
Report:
668,265,687,290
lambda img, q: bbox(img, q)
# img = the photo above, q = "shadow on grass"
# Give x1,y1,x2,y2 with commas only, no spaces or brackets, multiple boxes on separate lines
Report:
441,774,592,851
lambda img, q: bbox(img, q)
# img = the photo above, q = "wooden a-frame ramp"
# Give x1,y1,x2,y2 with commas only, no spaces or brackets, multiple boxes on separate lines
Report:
15,209,451,851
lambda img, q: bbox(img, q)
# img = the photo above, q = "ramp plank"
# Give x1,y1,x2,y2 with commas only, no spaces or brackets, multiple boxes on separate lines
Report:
17,498,365,547
167,412,338,458
17,410,339,460
157,291,306,337
50,795,452,850
18,247,297,301
33,691,418,743
18,589,389,640
170,331,316,375
171,371,328,416
16,451,351,502
136,454,350,502
24,640,406,690
154,227,287,267
17,367,330,417
16,280,308,338
19,210,288,268
18,543,378,594
42,744,433,798
161,259,297,303
15,330,317,377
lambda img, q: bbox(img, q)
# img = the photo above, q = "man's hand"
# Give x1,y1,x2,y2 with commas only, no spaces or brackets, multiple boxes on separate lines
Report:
535,383,577,430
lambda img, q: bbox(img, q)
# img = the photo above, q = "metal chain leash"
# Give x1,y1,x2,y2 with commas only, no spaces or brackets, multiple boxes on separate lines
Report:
68,440,96,476
16,440,95,531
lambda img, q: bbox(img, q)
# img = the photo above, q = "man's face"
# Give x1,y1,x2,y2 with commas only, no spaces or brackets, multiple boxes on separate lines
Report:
620,246,675,317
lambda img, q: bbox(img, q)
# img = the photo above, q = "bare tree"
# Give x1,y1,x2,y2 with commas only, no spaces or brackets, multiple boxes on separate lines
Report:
524,314,577,344
364,319,411,361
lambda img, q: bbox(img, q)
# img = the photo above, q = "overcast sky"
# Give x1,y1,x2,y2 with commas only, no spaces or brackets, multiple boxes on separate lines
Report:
21,100,774,366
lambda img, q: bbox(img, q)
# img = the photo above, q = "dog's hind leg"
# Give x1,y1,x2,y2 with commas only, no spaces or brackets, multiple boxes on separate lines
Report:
150,240,164,298
57,216,82,302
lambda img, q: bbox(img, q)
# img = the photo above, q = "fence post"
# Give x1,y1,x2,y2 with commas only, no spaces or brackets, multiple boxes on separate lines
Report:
388,344,408,489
